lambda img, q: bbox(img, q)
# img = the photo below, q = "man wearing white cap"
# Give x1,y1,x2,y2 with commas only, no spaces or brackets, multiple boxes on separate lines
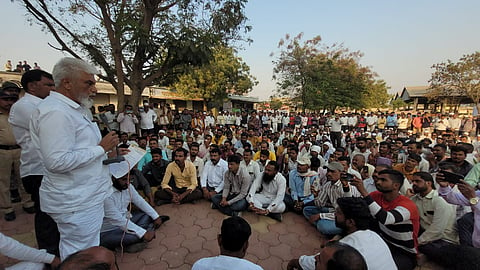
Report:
284,156,318,214
157,129,169,150
310,145,326,167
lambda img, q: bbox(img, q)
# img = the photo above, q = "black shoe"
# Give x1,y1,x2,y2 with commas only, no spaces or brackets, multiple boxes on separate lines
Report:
211,202,218,209
268,212,283,222
159,215,170,223
4,212,16,221
23,206,36,214
10,189,21,203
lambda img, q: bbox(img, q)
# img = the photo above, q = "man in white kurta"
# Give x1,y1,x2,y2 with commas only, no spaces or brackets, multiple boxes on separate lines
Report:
247,161,286,219
30,58,120,260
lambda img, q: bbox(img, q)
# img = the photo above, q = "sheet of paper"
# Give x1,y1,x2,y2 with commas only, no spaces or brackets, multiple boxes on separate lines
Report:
108,146,147,178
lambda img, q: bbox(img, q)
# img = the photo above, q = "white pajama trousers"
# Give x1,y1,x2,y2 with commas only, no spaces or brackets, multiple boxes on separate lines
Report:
49,203,104,260
250,194,285,213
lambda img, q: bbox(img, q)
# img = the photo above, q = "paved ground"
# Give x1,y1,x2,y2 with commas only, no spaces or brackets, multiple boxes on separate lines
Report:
1,197,440,270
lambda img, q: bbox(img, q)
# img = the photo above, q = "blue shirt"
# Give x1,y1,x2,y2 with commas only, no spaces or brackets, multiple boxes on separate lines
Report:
289,169,317,204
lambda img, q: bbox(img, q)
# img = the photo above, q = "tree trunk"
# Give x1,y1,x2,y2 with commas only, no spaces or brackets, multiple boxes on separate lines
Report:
130,86,144,112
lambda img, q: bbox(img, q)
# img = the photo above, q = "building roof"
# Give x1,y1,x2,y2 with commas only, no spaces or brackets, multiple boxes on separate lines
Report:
227,94,259,103
400,85,467,102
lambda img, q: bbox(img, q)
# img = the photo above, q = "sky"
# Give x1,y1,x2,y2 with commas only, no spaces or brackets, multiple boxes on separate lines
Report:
1,0,479,101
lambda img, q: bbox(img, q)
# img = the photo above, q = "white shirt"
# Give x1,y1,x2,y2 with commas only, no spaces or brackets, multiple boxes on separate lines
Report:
30,91,112,213
348,116,357,126
366,115,378,126
1,232,55,266
8,93,44,177
205,115,215,127
157,136,169,150
299,230,397,270
117,112,138,134
104,111,118,130
101,185,159,238
240,160,261,182
201,159,228,192
188,155,205,179
139,109,157,129
193,255,263,270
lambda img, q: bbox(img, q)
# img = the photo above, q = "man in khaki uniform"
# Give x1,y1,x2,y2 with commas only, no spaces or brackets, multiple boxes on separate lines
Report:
0,82,32,221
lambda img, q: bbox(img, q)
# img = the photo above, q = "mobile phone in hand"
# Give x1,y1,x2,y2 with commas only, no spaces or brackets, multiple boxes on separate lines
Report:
439,170,464,184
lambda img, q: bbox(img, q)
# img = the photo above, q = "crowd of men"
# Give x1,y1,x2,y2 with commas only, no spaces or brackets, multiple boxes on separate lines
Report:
4,60,41,73
2,57,480,269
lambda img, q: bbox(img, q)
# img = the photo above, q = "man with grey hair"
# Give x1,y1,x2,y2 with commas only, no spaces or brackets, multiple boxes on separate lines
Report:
30,57,121,260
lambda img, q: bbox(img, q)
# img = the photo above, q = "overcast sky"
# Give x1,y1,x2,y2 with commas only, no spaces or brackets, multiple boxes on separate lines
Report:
1,0,479,101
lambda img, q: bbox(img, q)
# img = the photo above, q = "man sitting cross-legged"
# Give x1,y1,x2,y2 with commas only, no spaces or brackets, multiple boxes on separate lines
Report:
142,148,169,188
288,197,397,270
154,148,203,205
284,156,318,214
100,172,170,253
407,172,458,265
351,169,419,270
247,161,286,222
192,216,263,270
201,148,228,201
211,154,251,216
303,162,360,238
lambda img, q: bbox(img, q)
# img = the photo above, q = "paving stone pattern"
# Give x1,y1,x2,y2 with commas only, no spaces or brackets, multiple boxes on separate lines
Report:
1,199,439,269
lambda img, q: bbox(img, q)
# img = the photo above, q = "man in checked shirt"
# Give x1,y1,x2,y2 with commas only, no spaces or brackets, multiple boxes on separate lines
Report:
302,162,360,238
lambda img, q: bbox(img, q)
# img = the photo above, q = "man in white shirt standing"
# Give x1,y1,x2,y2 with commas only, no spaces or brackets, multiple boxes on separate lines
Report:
8,70,60,255
117,104,138,135
139,101,157,136
201,148,228,201
192,216,263,270
104,104,119,131
30,57,121,260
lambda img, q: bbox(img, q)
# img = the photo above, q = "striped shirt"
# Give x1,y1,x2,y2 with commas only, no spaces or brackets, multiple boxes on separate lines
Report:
314,180,360,209
365,191,419,255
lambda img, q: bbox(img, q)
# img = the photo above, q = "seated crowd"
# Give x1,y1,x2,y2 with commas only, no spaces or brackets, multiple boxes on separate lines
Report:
109,109,480,270
5,96,480,270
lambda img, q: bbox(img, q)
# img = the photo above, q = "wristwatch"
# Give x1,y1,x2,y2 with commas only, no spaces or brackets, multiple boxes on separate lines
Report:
469,197,479,206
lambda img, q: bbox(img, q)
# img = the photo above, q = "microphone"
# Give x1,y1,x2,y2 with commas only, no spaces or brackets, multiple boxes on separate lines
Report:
98,113,125,165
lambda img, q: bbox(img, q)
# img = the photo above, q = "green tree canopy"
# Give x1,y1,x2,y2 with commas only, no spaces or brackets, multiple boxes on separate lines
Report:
173,45,257,109
362,80,391,109
428,51,480,111
18,0,250,110
271,33,388,112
